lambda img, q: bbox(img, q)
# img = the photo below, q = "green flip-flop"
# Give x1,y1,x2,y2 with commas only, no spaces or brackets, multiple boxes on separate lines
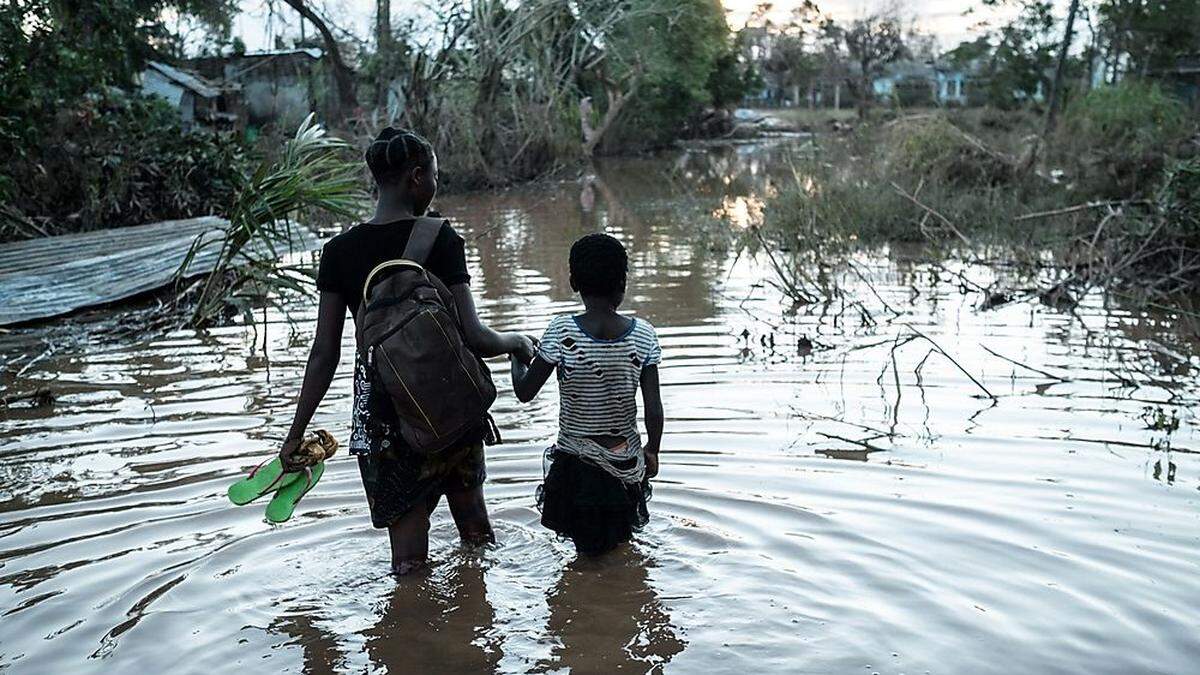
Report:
227,457,302,506
265,461,325,523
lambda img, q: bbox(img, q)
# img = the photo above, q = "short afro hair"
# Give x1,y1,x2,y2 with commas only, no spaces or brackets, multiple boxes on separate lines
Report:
569,233,628,297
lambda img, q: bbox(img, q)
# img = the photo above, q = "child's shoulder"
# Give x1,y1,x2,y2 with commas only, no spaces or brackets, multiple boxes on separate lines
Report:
546,314,576,330
629,315,657,336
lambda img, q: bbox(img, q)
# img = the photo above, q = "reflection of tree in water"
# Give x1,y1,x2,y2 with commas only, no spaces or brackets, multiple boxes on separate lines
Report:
447,141,804,328
364,558,501,674
269,606,348,675
537,547,685,673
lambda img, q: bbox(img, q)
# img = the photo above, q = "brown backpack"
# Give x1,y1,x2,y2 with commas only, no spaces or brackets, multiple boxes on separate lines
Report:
355,216,497,455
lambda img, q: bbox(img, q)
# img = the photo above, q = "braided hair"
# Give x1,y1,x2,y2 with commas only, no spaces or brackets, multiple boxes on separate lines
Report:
365,127,434,183
569,233,628,297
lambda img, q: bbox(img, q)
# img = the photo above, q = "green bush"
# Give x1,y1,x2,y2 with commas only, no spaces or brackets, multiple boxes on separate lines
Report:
1062,81,1190,153
1,90,247,241
886,115,1014,187
1156,157,1200,244
1057,80,1193,197
894,76,936,108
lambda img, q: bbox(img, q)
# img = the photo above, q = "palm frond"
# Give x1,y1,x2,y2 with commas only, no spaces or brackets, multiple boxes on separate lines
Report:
181,114,365,327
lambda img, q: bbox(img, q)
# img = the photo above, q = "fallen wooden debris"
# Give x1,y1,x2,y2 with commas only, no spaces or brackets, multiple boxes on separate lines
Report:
1013,199,1150,222
890,181,972,246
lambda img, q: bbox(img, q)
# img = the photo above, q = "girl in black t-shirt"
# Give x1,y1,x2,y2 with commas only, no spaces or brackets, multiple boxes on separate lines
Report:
279,127,535,575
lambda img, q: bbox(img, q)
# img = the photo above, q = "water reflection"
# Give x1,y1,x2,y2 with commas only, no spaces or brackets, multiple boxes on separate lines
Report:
537,547,685,673
450,141,801,330
270,606,348,675
363,556,501,673
2,137,1200,674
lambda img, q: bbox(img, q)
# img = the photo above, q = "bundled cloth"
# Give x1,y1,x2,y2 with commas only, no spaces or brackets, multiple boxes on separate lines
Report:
291,430,338,467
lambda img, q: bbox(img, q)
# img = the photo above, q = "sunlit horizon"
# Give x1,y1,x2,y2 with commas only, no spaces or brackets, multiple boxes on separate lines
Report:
226,1,1071,56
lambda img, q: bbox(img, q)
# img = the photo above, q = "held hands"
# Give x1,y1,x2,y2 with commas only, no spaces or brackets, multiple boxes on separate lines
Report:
512,334,537,364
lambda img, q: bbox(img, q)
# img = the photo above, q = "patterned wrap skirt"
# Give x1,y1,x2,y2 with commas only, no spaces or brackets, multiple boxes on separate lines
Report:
350,350,486,528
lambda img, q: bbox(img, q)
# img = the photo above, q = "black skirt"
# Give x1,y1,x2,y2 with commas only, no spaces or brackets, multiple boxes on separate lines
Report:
538,448,650,556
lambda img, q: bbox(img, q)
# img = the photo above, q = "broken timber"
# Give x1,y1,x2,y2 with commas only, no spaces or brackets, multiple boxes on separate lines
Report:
0,217,321,326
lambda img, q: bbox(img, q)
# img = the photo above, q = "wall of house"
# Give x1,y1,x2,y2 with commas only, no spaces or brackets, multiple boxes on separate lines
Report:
223,56,323,128
141,70,185,109
238,75,311,127
179,91,195,127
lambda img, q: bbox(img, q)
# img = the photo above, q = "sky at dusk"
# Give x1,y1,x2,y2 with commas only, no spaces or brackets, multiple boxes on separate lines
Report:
228,1,1067,55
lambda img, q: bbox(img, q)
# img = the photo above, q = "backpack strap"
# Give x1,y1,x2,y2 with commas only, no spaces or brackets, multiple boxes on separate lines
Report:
402,216,445,265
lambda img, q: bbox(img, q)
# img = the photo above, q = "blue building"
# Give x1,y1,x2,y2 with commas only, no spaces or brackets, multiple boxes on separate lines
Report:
871,60,970,106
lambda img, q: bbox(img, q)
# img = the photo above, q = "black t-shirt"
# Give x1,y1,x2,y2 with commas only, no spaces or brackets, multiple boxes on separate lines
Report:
315,218,471,319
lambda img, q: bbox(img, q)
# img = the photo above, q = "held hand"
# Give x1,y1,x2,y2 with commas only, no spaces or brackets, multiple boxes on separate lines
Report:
279,437,304,472
644,451,659,479
513,334,537,365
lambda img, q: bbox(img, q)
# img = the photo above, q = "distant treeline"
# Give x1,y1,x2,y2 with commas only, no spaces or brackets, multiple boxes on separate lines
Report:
739,0,1200,117
0,0,757,240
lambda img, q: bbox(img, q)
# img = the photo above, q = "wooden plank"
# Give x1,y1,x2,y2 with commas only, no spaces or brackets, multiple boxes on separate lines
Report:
0,219,321,326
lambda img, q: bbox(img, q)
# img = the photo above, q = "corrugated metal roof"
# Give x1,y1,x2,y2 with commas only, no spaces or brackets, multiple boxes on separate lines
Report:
0,217,322,326
146,61,221,98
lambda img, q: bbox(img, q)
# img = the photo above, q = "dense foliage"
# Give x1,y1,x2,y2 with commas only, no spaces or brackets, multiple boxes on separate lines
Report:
2,91,247,241
1056,81,1192,196
0,0,760,238
0,0,242,240
602,0,749,148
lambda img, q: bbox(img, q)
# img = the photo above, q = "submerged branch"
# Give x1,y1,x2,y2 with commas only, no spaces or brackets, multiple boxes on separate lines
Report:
903,324,997,400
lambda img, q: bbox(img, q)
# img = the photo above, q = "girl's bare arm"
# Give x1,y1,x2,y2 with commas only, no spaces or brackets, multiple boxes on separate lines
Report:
511,355,555,402
640,365,663,477
280,290,345,467
450,283,535,360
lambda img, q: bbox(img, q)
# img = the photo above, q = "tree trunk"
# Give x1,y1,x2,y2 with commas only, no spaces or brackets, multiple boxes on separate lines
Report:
857,66,871,120
376,0,391,107
834,81,841,110
282,0,357,122
582,77,639,156
1044,0,1080,135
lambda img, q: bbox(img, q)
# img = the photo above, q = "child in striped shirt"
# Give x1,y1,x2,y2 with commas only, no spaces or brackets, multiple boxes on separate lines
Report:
510,233,664,555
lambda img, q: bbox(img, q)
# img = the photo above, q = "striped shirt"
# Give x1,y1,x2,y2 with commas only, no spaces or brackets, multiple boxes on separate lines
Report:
536,314,661,481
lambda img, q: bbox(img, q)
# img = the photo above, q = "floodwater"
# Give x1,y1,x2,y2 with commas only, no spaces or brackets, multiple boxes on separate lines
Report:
2,137,1199,674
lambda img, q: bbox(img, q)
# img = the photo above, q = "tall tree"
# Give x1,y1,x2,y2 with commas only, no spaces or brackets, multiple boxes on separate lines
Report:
1043,0,1080,133
1096,0,1200,80
824,11,908,119
375,0,391,106
977,0,1060,108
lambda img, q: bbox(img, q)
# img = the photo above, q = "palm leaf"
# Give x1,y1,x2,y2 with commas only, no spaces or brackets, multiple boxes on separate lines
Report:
181,114,365,327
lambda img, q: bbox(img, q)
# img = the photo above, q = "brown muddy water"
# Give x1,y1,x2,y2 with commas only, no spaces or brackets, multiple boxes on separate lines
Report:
2,137,1199,674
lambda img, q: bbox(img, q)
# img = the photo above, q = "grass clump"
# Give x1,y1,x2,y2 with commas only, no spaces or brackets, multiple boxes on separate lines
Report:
765,111,1066,253
762,80,1200,304
885,115,1015,187
1,90,247,242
